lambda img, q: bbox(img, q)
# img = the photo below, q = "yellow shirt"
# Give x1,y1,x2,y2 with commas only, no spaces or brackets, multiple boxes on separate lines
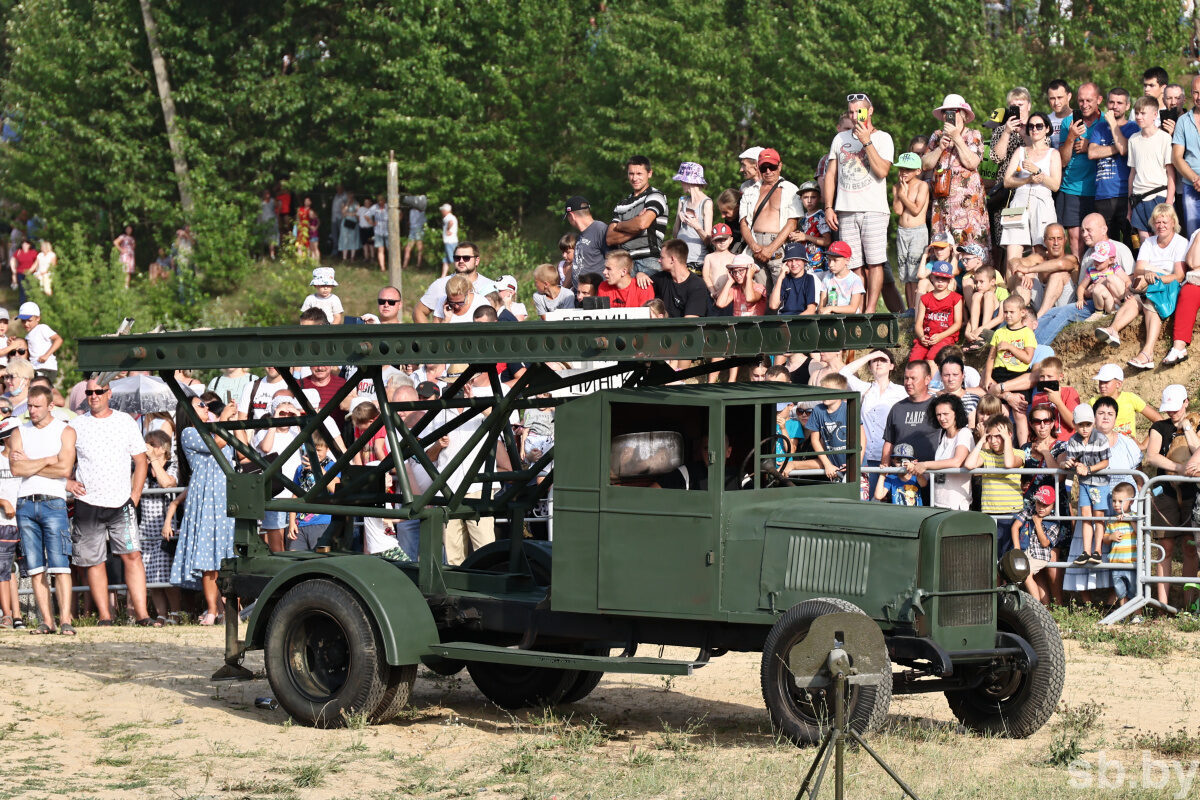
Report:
991,325,1037,373
1087,391,1147,438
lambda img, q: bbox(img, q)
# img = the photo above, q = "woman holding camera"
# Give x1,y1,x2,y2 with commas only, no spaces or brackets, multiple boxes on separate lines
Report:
921,94,991,264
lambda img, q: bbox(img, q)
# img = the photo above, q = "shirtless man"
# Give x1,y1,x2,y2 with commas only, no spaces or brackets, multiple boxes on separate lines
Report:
1007,223,1080,317
738,148,799,292
823,92,895,314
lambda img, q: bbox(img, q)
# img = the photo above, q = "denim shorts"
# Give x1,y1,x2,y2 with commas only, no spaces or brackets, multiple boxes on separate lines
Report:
1079,483,1111,510
1112,569,1137,600
17,496,71,575
262,510,289,530
0,525,17,582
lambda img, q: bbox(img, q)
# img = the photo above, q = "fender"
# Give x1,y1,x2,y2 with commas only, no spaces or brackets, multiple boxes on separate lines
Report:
244,555,438,666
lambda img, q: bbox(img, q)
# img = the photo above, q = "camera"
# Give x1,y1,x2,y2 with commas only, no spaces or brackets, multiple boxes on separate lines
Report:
945,109,957,125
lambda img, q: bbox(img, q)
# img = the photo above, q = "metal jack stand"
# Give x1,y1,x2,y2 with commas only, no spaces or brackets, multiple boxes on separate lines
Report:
792,615,922,800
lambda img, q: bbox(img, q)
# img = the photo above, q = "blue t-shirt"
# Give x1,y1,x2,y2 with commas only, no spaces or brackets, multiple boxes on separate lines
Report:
1172,109,1200,178
881,474,923,506
293,456,336,527
778,273,817,314
1090,119,1140,200
1059,116,1102,197
805,402,848,468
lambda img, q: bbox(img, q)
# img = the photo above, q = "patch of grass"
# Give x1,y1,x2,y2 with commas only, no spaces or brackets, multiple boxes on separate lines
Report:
94,755,134,767
499,746,538,776
1133,728,1200,758
219,776,297,795
0,722,17,741
96,721,141,739
1174,613,1200,633
655,718,709,758
1049,603,1178,657
340,709,370,730
1047,701,1103,768
289,762,327,789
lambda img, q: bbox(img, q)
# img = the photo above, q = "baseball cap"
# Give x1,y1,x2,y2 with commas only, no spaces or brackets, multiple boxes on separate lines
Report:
563,195,590,219
826,241,853,259
893,443,916,460
929,260,954,277
309,267,338,287
797,180,820,194
984,107,1007,130
16,301,40,319
894,152,922,170
1161,384,1188,413
497,275,518,293
1033,485,1056,506
956,243,986,259
1091,240,1115,262
738,146,764,161
729,253,755,270
0,417,20,438
757,148,781,167
710,223,733,239
416,381,440,399
930,233,954,249
783,242,807,262
1093,364,1124,382
439,203,452,212
1073,404,1095,424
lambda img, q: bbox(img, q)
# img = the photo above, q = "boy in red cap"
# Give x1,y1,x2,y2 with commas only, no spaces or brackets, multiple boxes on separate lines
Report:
817,241,865,314
701,222,737,298
910,260,963,373
1011,484,1064,604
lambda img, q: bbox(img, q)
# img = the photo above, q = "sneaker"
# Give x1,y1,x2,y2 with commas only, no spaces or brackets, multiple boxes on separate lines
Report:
12,618,24,630
1095,327,1120,346
1072,553,1091,567
1131,615,1144,624
1086,552,1103,566
1164,347,1190,366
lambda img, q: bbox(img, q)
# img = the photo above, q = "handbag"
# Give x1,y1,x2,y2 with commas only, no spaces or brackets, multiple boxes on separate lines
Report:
1000,207,1026,229
933,168,951,198
1145,278,1180,318
342,218,357,231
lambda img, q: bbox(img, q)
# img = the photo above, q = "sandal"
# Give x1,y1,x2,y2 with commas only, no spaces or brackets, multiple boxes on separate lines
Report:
154,616,168,627
29,623,55,635
12,618,25,630
198,612,217,626
0,615,11,629
1095,327,1120,346
1127,354,1155,370
135,617,162,628
59,623,76,636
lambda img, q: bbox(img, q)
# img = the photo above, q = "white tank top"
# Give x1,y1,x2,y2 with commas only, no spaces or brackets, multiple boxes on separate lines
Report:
18,418,68,498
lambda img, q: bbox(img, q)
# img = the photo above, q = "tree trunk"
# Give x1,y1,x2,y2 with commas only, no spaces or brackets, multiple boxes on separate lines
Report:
137,0,194,218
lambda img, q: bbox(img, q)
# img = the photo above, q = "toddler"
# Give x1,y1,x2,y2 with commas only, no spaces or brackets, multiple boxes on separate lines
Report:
300,267,344,324
1104,482,1138,607
1062,404,1111,566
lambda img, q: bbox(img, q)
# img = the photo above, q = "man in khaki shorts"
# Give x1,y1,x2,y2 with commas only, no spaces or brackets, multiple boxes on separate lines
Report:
67,377,151,625
739,147,799,291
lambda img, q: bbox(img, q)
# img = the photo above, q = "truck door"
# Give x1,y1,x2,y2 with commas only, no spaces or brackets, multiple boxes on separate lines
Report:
598,402,718,616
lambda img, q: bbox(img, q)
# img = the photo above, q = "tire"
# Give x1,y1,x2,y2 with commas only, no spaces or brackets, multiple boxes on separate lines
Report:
459,540,553,586
945,590,1064,738
467,661,581,710
760,598,892,746
264,579,389,728
421,655,466,677
371,664,418,724
560,648,608,703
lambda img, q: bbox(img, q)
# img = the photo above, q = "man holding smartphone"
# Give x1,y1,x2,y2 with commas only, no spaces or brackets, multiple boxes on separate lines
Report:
1056,81,1102,256
823,92,895,315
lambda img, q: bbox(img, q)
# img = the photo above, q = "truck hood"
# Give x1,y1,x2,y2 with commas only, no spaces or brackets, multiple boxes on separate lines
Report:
764,498,948,539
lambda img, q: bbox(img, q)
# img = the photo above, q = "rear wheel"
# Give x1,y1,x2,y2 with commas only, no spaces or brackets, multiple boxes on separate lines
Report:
371,664,419,724
760,598,892,746
467,661,581,710
560,647,608,703
945,591,1064,738
264,579,389,728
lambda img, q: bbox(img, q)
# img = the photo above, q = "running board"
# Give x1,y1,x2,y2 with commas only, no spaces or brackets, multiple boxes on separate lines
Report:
429,642,700,675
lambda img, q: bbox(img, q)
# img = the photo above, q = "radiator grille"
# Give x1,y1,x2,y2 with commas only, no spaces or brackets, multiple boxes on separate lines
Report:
939,535,994,627
783,535,869,596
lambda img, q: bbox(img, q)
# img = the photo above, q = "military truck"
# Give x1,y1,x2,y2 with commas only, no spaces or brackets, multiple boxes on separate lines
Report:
78,314,1063,745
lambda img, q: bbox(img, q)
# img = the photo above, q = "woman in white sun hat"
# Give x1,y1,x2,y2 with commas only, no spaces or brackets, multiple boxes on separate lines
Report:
921,93,992,265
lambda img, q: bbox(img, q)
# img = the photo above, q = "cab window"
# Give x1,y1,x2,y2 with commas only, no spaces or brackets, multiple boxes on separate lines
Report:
609,403,708,490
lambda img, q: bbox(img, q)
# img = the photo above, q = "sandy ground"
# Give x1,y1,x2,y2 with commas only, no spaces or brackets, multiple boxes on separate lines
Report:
0,623,1198,799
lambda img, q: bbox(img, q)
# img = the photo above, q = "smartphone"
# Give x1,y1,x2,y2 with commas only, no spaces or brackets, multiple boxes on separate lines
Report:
1161,107,1181,127
856,107,869,123
944,109,956,125
1037,380,1060,392
205,397,227,417
1005,105,1020,123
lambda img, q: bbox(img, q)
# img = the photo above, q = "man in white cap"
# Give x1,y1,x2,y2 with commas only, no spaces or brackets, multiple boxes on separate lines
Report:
738,147,763,191
495,275,527,321
824,92,895,315
17,302,61,384
1088,363,1161,440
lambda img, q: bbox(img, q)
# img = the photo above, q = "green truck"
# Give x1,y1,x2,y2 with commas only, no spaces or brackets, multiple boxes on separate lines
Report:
78,314,1063,745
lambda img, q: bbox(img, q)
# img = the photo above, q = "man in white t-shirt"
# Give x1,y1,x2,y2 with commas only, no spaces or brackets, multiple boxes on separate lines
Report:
17,302,61,384
414,242,497,322
823,93,895,316
440,203,459,275
67,378,149,625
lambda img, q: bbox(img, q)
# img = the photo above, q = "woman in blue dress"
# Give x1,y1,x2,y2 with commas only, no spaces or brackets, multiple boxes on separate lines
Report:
169,392,237,625
338,191,360,261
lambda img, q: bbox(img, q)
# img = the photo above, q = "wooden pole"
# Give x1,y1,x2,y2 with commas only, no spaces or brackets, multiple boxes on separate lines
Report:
387,150,402,317
137,0,194,218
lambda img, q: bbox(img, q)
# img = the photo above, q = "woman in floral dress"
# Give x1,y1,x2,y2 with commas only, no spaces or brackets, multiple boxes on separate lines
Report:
113,225,136,288
922,94,992,265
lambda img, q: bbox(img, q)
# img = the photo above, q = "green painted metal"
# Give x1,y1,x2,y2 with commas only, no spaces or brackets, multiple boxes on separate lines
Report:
242,555,439,666
76,314,898,371
428,642,700,675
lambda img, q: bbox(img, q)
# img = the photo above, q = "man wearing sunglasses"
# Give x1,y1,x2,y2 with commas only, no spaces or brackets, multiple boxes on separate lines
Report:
824,92,895,315
738,148,799,291
413,241,497,323
375,286,402,324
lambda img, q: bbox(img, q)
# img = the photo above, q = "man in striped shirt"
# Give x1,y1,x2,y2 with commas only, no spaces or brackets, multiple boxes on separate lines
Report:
607,155,668,276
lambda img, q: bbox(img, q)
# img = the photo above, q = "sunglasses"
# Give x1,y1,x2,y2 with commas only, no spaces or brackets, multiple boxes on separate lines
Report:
446,300,466,309
1027,123,1046,131
9,349,25,356
0,407,11,414
377,298,399,306
453,254,474,262
847,93,870,103
797,408,813,415
759,163,779,172
1032,417,1054,424
84,388,109,397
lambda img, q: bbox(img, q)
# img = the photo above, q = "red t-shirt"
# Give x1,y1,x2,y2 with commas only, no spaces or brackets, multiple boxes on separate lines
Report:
598,279,655,309
1029,385,1081,442
920,291,961,341
275,192,292,215
301,375,347,427
728,283,767,316
13,249,37,275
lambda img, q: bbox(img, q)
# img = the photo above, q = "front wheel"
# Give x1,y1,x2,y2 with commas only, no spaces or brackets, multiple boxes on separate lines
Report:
945,590,1064,738
264,579,390,728
760,598,892,746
